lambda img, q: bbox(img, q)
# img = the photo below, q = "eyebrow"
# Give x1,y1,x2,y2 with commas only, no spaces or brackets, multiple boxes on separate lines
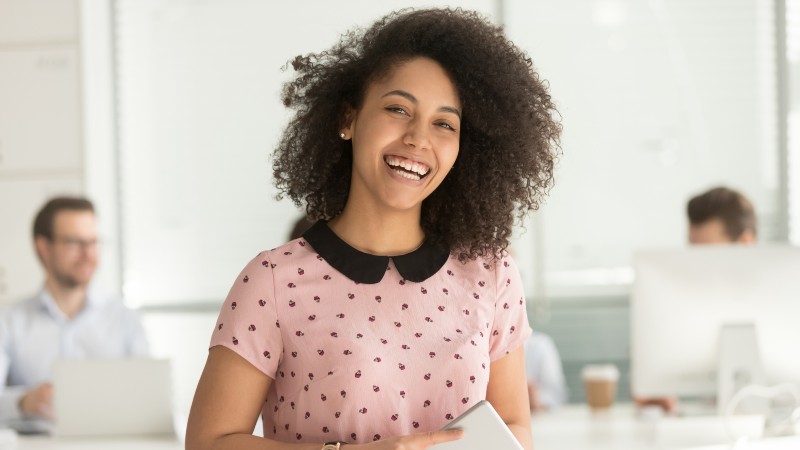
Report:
382,89,462,119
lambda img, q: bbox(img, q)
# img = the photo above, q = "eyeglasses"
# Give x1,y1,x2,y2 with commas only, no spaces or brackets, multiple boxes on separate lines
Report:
51,236,100,251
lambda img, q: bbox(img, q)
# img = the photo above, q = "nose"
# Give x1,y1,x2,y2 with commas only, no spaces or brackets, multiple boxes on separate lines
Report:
402,119,431,151
78,240,99,258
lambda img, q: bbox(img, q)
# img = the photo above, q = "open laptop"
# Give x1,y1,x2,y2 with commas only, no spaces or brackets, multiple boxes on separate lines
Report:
52,358,174,437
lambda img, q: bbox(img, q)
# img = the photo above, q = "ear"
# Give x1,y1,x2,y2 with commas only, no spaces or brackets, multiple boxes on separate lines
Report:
339,107,356,140
34,236,51,267
736,229,756,244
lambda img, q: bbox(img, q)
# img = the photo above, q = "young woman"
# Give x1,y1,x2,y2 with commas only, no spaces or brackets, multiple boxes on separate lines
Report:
186,8,561,450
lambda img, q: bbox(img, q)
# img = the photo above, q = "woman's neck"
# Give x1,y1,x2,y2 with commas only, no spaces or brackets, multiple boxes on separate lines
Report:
328,205,424,256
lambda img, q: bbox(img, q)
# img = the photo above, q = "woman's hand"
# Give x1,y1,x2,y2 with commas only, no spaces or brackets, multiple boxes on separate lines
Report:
352,429,463,450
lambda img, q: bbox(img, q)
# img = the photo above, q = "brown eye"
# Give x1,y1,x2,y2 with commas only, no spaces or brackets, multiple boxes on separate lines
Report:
436,121,457,132
386,106,409,116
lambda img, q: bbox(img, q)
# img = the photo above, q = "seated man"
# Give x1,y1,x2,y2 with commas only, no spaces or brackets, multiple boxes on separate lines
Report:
0,197,149,427
525,331,568,411
636,186,757,413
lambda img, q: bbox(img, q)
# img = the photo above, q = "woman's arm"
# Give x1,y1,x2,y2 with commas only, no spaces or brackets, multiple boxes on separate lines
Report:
486,346,534,450
186,346,321,450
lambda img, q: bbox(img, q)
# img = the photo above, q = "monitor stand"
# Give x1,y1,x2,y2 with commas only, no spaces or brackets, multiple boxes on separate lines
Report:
675,398,717,417
717,322,767,415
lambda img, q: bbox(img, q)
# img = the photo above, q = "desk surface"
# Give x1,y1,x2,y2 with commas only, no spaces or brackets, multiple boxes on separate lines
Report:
532,403,800,450
8,405,800,450
532,403,658,450
13,435,182,450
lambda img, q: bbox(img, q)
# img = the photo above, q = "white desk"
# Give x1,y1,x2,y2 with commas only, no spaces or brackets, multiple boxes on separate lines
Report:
532,403,800,450
532,403,658,450
7,406,800,450
13,435,182,449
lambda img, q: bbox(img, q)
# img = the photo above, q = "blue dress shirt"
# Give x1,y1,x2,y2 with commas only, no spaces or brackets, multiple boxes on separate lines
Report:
0,288,149,422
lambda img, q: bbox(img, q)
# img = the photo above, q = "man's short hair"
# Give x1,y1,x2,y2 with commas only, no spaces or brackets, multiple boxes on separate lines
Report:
687,187,756,241
33,196,95,240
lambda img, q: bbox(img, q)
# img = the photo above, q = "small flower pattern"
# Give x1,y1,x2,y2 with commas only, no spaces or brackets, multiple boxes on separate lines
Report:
210,238,531,444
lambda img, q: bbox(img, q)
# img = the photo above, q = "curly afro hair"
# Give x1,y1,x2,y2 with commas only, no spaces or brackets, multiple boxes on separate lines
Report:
273,7,561,262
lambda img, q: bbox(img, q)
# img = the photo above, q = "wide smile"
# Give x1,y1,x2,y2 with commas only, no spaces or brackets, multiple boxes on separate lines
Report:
384,155,431,181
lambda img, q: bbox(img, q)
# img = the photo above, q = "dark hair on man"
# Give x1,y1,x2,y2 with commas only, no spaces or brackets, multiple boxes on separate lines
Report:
687,187,756,241
289,216,315,241
273,8,562,262
33,196,95,240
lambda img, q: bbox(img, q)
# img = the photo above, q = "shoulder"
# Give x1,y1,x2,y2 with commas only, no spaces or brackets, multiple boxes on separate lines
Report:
253,238,318,267
1,294,41,317
0,294,44,336
445,252,520,281
234,239,321,286
225,238,322,299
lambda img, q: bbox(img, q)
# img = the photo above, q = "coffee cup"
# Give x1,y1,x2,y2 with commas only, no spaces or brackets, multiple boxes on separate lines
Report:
581,364,619,410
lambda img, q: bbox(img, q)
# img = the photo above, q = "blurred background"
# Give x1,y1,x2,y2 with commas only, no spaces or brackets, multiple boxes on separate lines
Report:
1,0,799,417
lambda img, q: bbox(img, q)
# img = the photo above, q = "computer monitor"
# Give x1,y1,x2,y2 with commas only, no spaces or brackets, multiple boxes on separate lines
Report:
631,246,800,411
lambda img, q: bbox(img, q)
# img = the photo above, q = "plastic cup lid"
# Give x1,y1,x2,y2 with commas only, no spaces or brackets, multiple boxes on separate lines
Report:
581,364,620,381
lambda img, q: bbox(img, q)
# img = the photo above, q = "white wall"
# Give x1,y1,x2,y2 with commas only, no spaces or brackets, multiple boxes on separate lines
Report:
113,0,499,307
111,0,784,306
505,0,780,298
0,0,85,304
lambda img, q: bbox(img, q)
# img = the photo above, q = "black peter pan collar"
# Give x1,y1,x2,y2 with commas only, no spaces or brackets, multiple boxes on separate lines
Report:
301,220,450,284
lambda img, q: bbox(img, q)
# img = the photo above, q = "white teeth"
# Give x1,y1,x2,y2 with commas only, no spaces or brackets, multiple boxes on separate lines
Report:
385,155,430,177
393,168,421,180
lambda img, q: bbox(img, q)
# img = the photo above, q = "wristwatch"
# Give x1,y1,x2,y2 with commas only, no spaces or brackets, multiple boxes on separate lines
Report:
322,442,344,450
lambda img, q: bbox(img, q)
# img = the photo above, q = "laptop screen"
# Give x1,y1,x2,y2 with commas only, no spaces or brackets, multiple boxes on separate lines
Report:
52,358,174,437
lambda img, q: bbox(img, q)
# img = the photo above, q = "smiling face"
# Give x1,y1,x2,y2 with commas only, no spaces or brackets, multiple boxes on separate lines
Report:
342,57,461,216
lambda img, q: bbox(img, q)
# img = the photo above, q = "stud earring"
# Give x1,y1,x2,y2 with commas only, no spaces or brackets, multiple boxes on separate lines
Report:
339,132,346,139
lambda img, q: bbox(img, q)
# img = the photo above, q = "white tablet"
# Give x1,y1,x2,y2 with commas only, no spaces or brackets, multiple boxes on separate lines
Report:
435,400,524,450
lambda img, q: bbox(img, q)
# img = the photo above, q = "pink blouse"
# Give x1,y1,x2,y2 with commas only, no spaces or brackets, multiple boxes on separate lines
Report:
210,235,531,444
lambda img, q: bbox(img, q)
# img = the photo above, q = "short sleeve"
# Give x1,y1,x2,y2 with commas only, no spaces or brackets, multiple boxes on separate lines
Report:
209,252,283,379
488,254,532,361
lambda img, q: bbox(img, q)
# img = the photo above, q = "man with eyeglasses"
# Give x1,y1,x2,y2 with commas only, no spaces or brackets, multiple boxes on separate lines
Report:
0,196,149,429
